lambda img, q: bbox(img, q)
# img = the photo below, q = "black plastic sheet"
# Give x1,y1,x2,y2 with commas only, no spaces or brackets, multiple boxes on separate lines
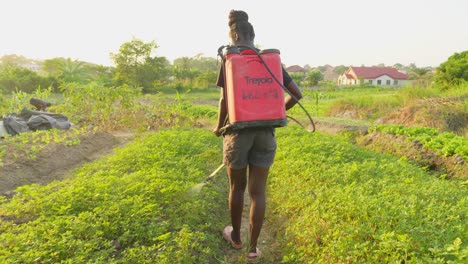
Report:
2,108,71,136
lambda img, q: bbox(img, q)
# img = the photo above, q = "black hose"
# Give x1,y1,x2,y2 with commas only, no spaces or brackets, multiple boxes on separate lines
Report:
218,45,316,132
237,45,315,132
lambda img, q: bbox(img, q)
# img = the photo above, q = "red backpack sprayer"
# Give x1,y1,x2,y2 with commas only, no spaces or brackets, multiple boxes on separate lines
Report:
219,45,315,133
188,45,315,196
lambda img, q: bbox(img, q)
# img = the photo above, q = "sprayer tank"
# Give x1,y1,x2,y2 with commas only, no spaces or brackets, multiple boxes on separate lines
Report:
224,48,287,129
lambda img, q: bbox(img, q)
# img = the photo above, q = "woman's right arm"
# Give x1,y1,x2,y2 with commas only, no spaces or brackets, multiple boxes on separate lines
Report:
213,88,227,137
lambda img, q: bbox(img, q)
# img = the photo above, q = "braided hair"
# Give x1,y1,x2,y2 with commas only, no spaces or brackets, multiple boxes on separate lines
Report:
228,10,255,42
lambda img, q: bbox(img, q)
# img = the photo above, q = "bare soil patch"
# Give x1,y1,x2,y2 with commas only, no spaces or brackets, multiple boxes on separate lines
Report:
379,96,468,136
313,119,368,135
0,131,133,196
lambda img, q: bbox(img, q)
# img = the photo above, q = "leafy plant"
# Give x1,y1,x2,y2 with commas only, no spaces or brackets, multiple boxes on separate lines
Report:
0,128,227,263
268,126,467,263
0,127,86,165
370,125,468,159
434,50,468,89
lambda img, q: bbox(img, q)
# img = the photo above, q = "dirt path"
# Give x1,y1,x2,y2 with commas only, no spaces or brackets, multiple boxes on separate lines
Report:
0,131,133,196
223,191,281,264
219,122,350,263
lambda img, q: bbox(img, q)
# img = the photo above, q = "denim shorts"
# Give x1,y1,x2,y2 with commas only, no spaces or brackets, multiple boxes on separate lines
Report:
223,127,277,169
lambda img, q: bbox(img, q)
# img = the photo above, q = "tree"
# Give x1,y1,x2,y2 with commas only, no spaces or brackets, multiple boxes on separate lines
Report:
317,65,328,73
195,71,217,88
0,54,31,66
59,58,89,84
82,64,115,87
434,50,468,89
409,67,432,79
42,57,106,86
138,56,172,92
190,54,218,72
393,63,404,70
173,55,218,88
289,72,305,87
303,65,312,71
110,37,157,87
408,63,417,70
304,70,324,86
0,65,56,93
110,38,172,92
334,65,348,75
173,57,195,82
409,67,433,86
42,58,66,76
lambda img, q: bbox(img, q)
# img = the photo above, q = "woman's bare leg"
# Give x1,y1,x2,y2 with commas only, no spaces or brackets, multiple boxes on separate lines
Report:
247,164,269,253
227,166,247,245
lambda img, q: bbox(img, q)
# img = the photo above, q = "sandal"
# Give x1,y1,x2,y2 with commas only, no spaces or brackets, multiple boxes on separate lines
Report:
222,225,243,249
247,248,262,263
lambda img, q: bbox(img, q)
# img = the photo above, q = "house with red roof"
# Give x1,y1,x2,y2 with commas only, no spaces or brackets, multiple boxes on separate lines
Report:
338,66,409,86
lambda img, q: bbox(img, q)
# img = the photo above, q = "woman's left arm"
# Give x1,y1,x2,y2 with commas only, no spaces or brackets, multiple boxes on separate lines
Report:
284,80,302,110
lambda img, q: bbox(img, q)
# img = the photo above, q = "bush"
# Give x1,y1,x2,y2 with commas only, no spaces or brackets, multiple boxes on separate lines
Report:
0,66,58,94
434,50,468,89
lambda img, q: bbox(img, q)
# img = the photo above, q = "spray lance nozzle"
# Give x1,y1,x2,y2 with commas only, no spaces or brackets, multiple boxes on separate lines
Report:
187,164,225,197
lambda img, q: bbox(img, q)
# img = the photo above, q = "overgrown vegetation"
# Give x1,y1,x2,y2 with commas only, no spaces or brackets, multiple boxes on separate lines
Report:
1,44,467,263
0,83,220,170
310,82,468,136
434,51,468,89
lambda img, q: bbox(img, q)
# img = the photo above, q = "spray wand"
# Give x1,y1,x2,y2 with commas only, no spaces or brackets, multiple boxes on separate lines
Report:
187,164,225,196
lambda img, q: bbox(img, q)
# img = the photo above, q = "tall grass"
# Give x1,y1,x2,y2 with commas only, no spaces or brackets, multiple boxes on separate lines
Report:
0,86,53,114
396,84,439,104
324,88,402,120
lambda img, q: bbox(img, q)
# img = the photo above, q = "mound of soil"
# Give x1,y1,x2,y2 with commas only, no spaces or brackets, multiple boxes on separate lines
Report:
314,120,368,135
0,132,132,196
357,132,467,179
305,121,466,179
378,97,468,136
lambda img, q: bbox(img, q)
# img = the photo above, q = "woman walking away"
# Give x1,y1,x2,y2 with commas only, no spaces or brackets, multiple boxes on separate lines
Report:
213,9,303,263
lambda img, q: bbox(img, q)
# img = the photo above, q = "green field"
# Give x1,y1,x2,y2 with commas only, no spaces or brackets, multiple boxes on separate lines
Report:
1,83,467,263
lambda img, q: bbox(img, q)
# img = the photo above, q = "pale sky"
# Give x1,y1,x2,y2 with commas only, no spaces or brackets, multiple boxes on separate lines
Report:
1,0,467,68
